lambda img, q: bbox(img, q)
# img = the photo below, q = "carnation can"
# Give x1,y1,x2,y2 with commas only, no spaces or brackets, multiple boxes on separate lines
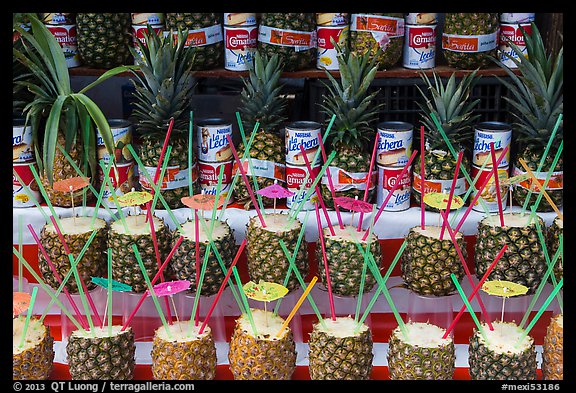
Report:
198,160,233,197
285,121,322,166
473,122,512,168
13,119,34,163
500,13,535,23
405,13,437,25
13,162,41,208
132,23,164,61
316,13,349,26
131,13,164,25
403,24,436,69
96,119,133,165
224,24,258,71
377,121,413,167
41,13,75,25
471,165,509,212
45,24,81,68
317,25,349,70
224,13,257,26
98,161,139,208
498,23,532,68
197,119,233,163
377,165,412,211
285,163,321,211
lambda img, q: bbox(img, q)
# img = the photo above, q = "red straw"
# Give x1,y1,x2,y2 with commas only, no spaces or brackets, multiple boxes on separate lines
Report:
420,125,426,230
318,136,344,229
490,143,505,226
226,134,266,227
300,144,335,235
199,239,247,334
358,133,379,231
315,202,336,321
440,151,464,240
362,150,418,241
122,236,184,331
443,243,508,338
194,209,200,326
454,146,509,233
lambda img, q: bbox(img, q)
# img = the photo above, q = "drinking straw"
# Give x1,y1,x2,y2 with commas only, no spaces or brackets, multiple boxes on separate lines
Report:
518,159,563,221
450,273,488,343
190,241,215,327
236,113,265,213
353,207,376,323
70,261,96,334
107,248,113,335
18,286,38,348
362,150,418,241
420,125,426,230
357,133,379,231
148,145,173,217
18,216,23,292
443,244,507,339
490,143,505,226
91,158,113,228
198,239,246,335
132,244,172,340
153,117,175,186
194,209,200,325
440,151,463,240
98,160,129,232
13,168,50,223
315,202,336,321
188,111,194,196
527,141,564,222
276,276,318,338
210,165,225,234
28,165,64,231
318,115,344,229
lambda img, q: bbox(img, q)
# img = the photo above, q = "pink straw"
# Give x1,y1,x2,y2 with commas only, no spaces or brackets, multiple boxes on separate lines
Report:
490,143,505,226
122,236,184,331
454,146,509,233
153,118,175,185
440,151,464,240
300,144,335,235
358,133,379,231
443,243,508,338
420,126,426,230
315,202,336,321
199,239,247,334
194,208,200,326
362,150,418,241
226,134,266,227
318,136,344,229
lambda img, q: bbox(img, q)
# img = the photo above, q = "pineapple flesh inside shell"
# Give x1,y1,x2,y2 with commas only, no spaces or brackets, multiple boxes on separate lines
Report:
13,316,55,380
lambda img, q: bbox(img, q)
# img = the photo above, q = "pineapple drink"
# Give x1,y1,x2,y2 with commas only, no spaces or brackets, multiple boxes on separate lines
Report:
228,308,296,380
547,217,563,282
13,316,55,380
315,225,381,297
66,326,135,380
475,213,547,295
38,216,108,293
468,321,537,380
401,225,466,297
542,314,563,380
151,321,216,380
308,316,373,380
387,321,455,380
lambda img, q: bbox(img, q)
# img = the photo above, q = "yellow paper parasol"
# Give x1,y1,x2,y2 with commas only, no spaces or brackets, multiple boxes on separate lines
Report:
424,192,464,210
482,280,529,298
117,190,153,207
243,280,289,302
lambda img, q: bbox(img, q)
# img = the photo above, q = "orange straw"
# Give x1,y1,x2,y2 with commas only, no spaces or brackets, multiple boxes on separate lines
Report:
518,158,563,221
276,276,318,337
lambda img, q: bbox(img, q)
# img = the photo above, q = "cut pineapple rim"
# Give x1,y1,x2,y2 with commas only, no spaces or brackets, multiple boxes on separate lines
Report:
155,320,212,342
315,316,369,337
552,314,563,328
238,308,290,340
481,212,536,228
394,321,452,348
325,225,374,243
412,225,462,240
71,325,130,339
554,217,563,228
13,316,46,354
180,219,228,242
44,215,106,235
110,214,164,235
478,321,533,354
253,213,300,233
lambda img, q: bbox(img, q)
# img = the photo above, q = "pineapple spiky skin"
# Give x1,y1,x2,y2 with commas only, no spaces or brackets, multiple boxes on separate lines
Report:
66,326,135,380
547,217,563,283
542,314,563,380
13,316,55,380
76,13,131,68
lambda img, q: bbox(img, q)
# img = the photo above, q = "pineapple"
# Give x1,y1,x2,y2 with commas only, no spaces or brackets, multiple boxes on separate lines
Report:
308,316,373,380
443,13,500,69
165,13,223,70
547,217,563,282
495,22,563,212
316,225,381,297
413,70,481,211
76,13,132,68
245,213,307,292
13,316,54,380
474,213,547,295
234,52,288,210
468,321,537,380
228,308,296,380
37,216,108,293
387,322,455,380
170,218,237,296
108,214,171,293
542,314,563,380
318,43,382,207
401,225,467,297
258,13,316,72
66,326,135,380
151,321,217,380
129,26,197,210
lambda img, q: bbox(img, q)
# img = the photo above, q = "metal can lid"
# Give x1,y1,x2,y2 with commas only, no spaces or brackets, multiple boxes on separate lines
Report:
377,121,413,132
197,118,232,127
474,121,512,132
107,119,132,129
286,121,322,131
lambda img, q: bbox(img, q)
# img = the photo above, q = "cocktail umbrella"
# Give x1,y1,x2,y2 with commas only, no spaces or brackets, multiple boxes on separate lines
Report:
117,190,153,222
91,277,132,329
243,280,289,327
148,280,191,326
482,280,529,327
334,196,373,226
53,176,91,223
257,181,295,214
13,291,31,317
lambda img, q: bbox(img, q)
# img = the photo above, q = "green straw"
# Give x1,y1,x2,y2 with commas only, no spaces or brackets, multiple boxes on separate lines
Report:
528,141,563,221
70,255,96,334
450,273,488,343
236,115,265,214
82,117,90,217
352,206,377,324
13,168,50,223
236,112,248,147
18,286,38,348
28,164,65,231
92,158,113,228
18,215,23,292
188,110,194,196
107,248,113,335
132,244,172,340
98,160,130,233
229,268,258,337
209,164,226,236
189,242,214,330
149,145,173,216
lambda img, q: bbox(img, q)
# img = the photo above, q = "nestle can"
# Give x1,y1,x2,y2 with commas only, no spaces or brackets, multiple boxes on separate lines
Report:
317,25,349,70
98,161,139,208
499,23,532,68
473,122,512,168
405,13,437,25
132,23,164,61
45,24,81,68
377,121,413,167
224,13,257,26
285,121,322,166
41,13,75,25
198,160,233,197
500,13,535,23
131,13,164,25
285,163,321,211
13,162,42,208
471,165,509,212
224,24,258,71
316,13,349,26
197,119,233,163
13,119,34,163
97,119,133,164
403,24,436,69
377,165,412,211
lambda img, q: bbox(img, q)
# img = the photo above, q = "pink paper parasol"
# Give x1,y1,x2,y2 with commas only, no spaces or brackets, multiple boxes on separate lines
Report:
148,280,191,297
334,196,373,213
257,182,295,199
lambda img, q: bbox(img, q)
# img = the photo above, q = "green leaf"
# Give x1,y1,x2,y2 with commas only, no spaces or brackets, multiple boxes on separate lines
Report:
70,94,115,161
43,95,67,184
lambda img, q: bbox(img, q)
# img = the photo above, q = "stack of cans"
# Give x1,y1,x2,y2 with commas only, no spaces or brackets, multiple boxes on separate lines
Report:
197,118,234,198
498,13,535,69
316,13,349,71
223,13,258,71
403,13,437,69
131,13,165,62
13,119,41,208
42,13,81,68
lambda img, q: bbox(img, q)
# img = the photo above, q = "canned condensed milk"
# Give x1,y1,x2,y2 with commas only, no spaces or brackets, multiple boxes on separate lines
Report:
405,13,437,25
131,13,164,25
498,23,532,68
500,13,535,23
224,24,258,71
471,165,509,212
285,121,322,167
377,164,412,211
13,119,41,207
403,23,436,69
197,119,233,163
132,23,164,61
317,25,349,70
224,13,257,26
45,24,81,68
473,122,512,168
377,121,413,167
198,160,233,198
285,164,320,211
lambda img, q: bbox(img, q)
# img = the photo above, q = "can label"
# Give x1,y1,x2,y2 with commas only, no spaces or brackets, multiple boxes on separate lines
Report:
197,121,233,163
224,13,257,26
13,162,41,208
13,122,34,163
317,25,349,70
377,165,412,211
167,24,223,47
258,25,317,52
46,24,81,68
377,124,413,167
131,13,164,25
286,164,320,210
224,25,258,71
413,171,469,196
97,120,133,164
285,122,322,166
233,158,286,182
405,13,438,25
499,23,532,68
442,31,498,53
511,166,563,191
321,166,377,192
139,164,190,191
316,13,348,26
473,124,512,167
198,160,233,197
351,14,405,51
132,24,164,60
42,13,74,25
403,24,436,69
471,165,509,212
500,13,535,23
99,162,138,208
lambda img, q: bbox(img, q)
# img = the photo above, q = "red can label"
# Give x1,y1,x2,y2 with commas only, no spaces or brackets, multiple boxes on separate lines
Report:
13,162,41,207
285,164,320,210
198,160,233,197
377,165,412,211
499,23,532,68
317,25,349,70
471,165,509,212
224,25,258,71
46,24,80,68
132,24,164,60
403,24,436,69
98,162,138,208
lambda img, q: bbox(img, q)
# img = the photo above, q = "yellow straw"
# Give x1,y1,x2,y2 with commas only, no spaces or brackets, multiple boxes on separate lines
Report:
518,158,563,221
276,276,318,338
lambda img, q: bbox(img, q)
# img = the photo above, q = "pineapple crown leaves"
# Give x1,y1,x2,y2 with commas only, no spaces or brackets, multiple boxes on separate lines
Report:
319,40,383,150
492,22,563,148
239,51,288,134
416,70,482,151
129,26,197,139
12,14,133,185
